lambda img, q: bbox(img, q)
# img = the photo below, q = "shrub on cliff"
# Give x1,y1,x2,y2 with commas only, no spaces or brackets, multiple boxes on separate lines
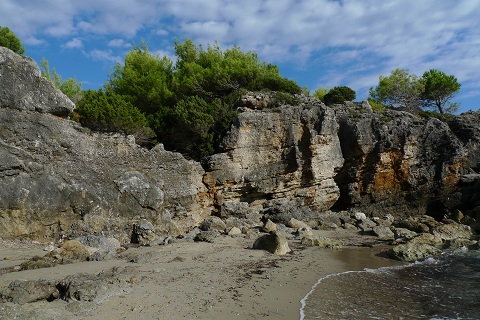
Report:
40,58,83,103
323,86,356,105
0,26,25,55
369,68,460,114
102,39,300,159
76,89,155,145
369,69,424,111
313,87,329,102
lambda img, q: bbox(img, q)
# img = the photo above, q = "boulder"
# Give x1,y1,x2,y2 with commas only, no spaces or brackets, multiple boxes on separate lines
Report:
262,219,277,233
0,47,75,116
200,217,226,233
431,223,472,242
389,242,442,262
252,232,291,255
53,240,91,261
227,227,242,236
287,218,310,230
132,220,156,245
194,230,220,243
372,226,395,240
75,235,121,260
301,236,343,249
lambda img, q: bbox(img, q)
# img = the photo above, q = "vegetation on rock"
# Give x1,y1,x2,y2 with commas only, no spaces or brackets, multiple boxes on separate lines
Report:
323,86,356,105
0,26,25,55
80,39,301,159
421,69,461,114
40,58,83,103
369,68,461,114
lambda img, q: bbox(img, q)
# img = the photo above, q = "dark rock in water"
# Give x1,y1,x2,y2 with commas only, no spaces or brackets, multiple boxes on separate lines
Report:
252,231,291,255
389,242,442,262
431,223,472,242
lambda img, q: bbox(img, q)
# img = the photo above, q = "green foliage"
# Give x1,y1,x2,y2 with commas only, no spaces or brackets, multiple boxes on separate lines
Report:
370,68,461,115
323,86,356,105
100,38,300,159
173,40,301,101
417,110,455,122
367,98,387,113
421,69,461,114
313,87,329,102
108,42,175,115
270,91,301,106
76,89,154,145
41,58,83,103
369,68,424,111
0,26,25,55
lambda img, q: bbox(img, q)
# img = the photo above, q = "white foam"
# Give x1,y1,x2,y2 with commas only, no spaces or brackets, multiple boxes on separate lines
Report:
299,264,412,320
299,270,356,320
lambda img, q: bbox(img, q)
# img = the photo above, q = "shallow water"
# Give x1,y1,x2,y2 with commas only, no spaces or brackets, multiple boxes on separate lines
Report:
301,249,480,320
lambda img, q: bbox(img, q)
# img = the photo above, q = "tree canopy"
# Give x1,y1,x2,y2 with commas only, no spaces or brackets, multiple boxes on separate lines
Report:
77,39,301,159
369,68,424,111
421,69,461,114
0,26,25,55
323,86,356,105
369,68,461,114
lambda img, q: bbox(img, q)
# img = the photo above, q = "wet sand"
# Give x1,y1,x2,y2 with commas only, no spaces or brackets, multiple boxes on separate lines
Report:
0,230,403,320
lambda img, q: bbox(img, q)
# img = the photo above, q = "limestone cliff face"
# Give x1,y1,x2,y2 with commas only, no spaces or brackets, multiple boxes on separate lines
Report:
0,48,211,241
204,95,344,214
1,48,478,242
333,103,467,217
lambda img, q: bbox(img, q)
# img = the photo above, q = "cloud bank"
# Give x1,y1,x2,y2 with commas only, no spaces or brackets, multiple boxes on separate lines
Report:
2,0,479,108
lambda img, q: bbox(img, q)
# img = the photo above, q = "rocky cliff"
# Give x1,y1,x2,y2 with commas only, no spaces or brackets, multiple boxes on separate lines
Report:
0,47,211,242
1,47,479,242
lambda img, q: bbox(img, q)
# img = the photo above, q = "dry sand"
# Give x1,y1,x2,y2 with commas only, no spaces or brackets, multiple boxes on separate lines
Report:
0,230,403,320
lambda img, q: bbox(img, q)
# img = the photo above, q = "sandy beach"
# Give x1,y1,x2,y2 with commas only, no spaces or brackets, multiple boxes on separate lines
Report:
0,230,404,320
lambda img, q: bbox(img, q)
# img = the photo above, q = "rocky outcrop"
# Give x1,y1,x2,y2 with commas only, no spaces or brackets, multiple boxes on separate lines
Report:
204,94,344,218
0,47,74,116
1,47,479,244
0,48,211,242
333,103,467,218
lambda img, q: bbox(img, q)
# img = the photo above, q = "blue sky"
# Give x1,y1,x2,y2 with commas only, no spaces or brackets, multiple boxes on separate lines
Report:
2,0,480,113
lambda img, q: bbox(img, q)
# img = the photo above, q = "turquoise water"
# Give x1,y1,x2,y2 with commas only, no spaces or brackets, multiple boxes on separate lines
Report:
301,249,480,320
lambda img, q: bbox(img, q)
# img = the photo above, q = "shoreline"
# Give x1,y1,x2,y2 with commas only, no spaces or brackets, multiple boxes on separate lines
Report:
0,232,404,320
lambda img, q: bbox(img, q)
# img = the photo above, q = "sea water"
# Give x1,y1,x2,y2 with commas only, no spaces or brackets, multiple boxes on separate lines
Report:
300,249,480,320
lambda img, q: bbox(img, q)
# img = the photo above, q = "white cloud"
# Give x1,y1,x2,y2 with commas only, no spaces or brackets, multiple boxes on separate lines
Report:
62,38,83,49
87,49,122,63
23,36,45,46
108,39,132,48
1,0,479,106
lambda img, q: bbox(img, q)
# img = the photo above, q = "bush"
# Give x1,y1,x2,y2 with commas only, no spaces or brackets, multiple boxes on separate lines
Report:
367,98,387,113
323,86,356,105
0,26,25,55
76,89,154,145
106,39,301,159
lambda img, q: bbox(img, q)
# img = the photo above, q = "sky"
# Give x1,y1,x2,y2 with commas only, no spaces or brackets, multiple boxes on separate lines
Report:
2,0,480,113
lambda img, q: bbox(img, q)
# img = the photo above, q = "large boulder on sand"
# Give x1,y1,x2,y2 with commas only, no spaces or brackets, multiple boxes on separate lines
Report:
252,232,291,255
